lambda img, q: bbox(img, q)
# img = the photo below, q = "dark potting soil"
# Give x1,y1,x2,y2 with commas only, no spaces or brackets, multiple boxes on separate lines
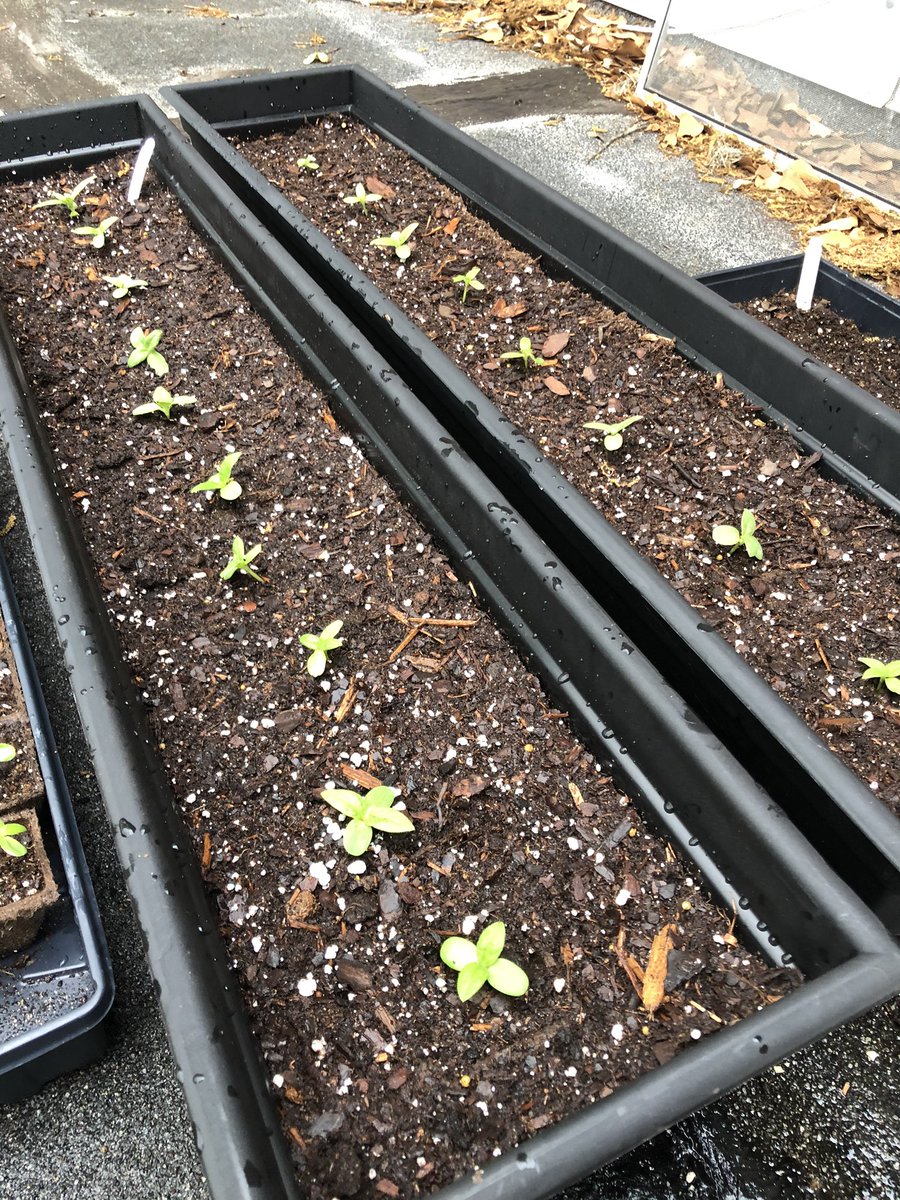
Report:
0,621,43,815
0,161,798,1198
738,291,900,407
232,119,900,818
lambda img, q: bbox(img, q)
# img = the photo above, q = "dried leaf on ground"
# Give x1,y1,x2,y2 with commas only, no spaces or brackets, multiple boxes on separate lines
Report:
642,921,677,1015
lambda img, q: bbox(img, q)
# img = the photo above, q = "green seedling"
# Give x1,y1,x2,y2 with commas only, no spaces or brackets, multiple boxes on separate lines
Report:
132,386,196,420
72,215,119,249
859,657,900,696
712,509,763,560
440,921,530,1002
371,222,419,262
30,175,96,220
499,336,546,370
320,784,414,856
127,327,169,376
453,266,485,305
0,821,28,858
303,50,331,64
342,182,381,215
298,620,344,678
104,273,148,299
297,155,320,172
583,414,643,452
0,744,16,764
190,452,243,502
220,536,264,583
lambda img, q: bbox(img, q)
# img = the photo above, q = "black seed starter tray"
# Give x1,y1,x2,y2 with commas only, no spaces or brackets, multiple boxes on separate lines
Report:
699,255,900,340
163,66,900,931
0,544,113,1102
2,95,900,1200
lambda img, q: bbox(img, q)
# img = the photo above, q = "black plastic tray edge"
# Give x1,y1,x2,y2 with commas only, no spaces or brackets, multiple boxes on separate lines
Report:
0,548,114,1101
2,96,900,1200
698,255,900,340
161,67,900,930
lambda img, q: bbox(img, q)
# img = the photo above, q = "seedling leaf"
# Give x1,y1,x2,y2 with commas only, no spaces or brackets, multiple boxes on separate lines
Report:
457,961,488,1002
487,960,530,996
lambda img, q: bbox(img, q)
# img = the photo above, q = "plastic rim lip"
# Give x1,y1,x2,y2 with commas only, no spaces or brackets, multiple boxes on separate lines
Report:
3,89,900,1200
162,67,900,928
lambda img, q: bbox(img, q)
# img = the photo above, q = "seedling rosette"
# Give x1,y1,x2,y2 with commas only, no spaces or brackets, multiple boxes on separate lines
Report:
859,657,900,695
320,785,414,856
440,921,530,1002
104,273,148,299
30,175,96,219
583,414,643,452
127,327,169,376
712,508,763,560
298,619,344,677
72,215,118,249
220,536,264,582
132,386,196,420
342,182,381,214
371,222,419,262
190,452,243,501
499,336,546,370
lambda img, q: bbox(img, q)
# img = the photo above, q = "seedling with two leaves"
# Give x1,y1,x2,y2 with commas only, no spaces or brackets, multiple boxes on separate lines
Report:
583,414,643,451
72,216,118,249
30,175,95,220
371,222,419,262
190,452,243,501
440,921,530,1002
299,620,344,677
453,266,485,305
0,821,28,858
297,155,320,172
104,273,147,299
320,784,414,856
132,386,196,420
127,327,169,376
712,509,763,560
859,657,900,696
220,536,264,582
500,337,546,370
342,183,381,214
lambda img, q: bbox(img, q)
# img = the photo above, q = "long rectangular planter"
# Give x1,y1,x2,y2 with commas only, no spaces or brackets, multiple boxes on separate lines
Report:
699,255,900,339
2,96,900,1200
162,66,900,931
0,546,113,1101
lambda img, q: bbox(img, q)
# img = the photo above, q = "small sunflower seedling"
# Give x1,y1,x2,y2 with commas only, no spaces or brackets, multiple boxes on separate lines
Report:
440,921,530,1002
298,620,344,677
320,785,414,856
0,743,16,764
712,509,763,560
297,155,320,172
31,175,96,220
190,452,243,502
859,657,900,696
0,821,28,858
220,536,264,583
104,273,148,299
72,215,119,249
371,222,419,262
500,336,546,370
342,182,381,215
132,386,196,420
453,266,485,305
583,414,643,452
127,327,169,376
